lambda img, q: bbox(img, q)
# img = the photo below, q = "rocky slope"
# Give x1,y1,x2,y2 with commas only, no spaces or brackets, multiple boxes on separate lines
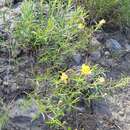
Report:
0,1,130,130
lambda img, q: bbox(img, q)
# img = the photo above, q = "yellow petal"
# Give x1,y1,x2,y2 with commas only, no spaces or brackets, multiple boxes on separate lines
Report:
81,64,91,75
60,72,68,84
78,23,85,29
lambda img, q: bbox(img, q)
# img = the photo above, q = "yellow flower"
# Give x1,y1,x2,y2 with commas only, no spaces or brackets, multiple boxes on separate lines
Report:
60,72,68,84
78,23,85,29
81,64,91,75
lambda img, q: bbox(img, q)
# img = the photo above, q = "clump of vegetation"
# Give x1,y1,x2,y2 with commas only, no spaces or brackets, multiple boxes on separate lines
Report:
0,0,130,129
80,0,130,26
14,0,93,68
0,99,9,129
12,1,108,129
12,1,110,129
32,64,106,129
31,65,130,129
119,0,130,26
84,0,118,20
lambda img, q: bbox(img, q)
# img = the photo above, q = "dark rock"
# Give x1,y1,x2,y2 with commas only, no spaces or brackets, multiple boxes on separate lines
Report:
12,0,23,5
11,116,31,124
73,53,82,65
100,58,117,68
10,99,39,119
125,44,130,51
2,98,46,130
124,53,130,62
93,100,112,118
89,51,101,62
105,39,122,52
31,114,45,126
0,29,10,40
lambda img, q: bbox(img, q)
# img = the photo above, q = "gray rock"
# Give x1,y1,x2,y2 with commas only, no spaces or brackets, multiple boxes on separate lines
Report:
124,53,130,63
9,99,40,120
105,39,122,52
0,78,2,84
90,37,102,47
118,110,124,117
95,85,130,130
104,51,111,58
93,100,112,118
100,58,117,67
0,0,5,7
73,53,82,65
73,106,86,112
125,28,130,41
4,98,46,130
125,43,130,51
0,4,21,32
90,51,101,62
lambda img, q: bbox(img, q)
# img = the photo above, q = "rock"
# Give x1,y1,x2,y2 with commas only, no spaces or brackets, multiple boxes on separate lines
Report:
115,53,130,73
89,51,101,62
0,0,5,7
0,66,6,73
93,100,112,118
24,78,36,89
10,83,18,91
0,3,21,32
94,86,130,130
0,0,21,7
105,39,122,52
118,110,124,117
9,98,41,121
0,29,10,40
104,51,110,56
12,0,23,5
73,53,82,65
124,53,130,63
4,98,46,130
100,58,117,68
90,37,102,47
73,106,86,112
94,32,107,43
11,4,21,15
118,61,130,72
0,78,2,84
124,27,130,41
125,43,130,51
